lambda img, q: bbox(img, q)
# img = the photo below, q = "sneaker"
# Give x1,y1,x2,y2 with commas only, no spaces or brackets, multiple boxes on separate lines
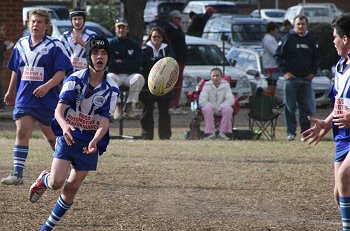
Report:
218,133,231,141
287,134,295,141
204,133,216,140
1,172,24,185
124,103,138,119
29,170,49,203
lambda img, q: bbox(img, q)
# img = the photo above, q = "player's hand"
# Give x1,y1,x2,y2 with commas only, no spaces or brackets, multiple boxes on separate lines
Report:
302,116,329,145
62,124,75,145
333,113,350,128
83,140,97,155
72,36,84,46
33,84,50,98
4,91,15,106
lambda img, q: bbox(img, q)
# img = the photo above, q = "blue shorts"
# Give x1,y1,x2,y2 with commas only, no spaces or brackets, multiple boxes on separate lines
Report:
13,107,54,126
53,136,99,171
335,148,350,162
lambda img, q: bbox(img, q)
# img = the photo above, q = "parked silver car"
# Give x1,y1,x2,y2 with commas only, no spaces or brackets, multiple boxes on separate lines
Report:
180,36,252,105
226,47,268,96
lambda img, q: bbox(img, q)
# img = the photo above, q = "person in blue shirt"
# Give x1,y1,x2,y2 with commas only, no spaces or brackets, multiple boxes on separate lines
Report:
302,13,350,231
60,8,96,72
28,35,119,231
1,9,72,185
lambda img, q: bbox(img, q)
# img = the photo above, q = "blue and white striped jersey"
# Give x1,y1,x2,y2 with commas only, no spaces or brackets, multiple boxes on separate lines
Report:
329,56,350,155
60,28,96,71
51,69,120,154
7,35,72,111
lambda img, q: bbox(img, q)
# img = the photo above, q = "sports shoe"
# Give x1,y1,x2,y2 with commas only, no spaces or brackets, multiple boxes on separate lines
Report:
29,170,49,203
287,134,295,141
218,133,231,141
1,172,24,185
124,103,139,119
204,133,216,140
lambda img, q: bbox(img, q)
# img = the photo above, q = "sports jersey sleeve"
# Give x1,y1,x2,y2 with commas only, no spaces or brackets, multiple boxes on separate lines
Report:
7,40,22,71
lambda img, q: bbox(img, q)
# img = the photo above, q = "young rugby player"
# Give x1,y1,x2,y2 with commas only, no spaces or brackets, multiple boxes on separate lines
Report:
60,8,96,72
28,35,119,231
302,13,350,230
1,9,72,185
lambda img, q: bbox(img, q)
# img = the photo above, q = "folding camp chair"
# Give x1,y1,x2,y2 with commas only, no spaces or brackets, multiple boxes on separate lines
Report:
248,96,283,140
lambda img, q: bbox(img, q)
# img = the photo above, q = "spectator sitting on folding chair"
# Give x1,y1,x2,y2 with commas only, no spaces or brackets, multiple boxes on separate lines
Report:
199,67,234,140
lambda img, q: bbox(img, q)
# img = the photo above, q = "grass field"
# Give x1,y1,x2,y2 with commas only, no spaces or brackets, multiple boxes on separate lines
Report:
0,124,342,230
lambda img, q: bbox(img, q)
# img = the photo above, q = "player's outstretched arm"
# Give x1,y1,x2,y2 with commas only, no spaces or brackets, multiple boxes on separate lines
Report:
302,114,332,145
33,71,66,97
83,117,109,155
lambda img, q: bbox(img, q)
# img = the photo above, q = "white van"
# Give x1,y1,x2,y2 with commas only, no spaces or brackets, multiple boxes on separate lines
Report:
284,3,342,24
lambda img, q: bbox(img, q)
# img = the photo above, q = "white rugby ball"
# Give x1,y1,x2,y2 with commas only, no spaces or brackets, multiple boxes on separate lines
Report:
148,57,179,96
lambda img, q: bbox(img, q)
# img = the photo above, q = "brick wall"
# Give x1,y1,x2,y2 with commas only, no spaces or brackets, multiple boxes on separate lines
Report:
0,0,23,95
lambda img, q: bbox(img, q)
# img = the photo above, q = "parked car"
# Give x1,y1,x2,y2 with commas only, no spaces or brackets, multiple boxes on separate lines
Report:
181,1,239,32
50,19,114,40
202,15,267,54
35,5,70,20
276,71,332,107
284,3,342,24
23,6,59,25
180,35,252,106
250,9,286,25
226,47,268,96
144,1,186,34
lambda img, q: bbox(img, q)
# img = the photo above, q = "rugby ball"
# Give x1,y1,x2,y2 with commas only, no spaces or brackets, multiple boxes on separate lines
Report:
148,57,179,96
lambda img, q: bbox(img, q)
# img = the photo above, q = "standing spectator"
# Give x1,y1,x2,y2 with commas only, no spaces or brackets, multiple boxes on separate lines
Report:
262,22,280,95
140,27,175,140
276,19,292,41
0,23,14,112
1,9,72,185
302,13,350,231
164,10,188,115
275,15,320,141
108,18,145,119
28,36,119,231
199,67,234,141
60,8,96,72
187,6,216,37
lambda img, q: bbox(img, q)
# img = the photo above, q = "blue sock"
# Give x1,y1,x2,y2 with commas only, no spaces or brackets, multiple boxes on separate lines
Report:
40,195,72,231
42,172,50,189
340,197,350,230
13,145,29,177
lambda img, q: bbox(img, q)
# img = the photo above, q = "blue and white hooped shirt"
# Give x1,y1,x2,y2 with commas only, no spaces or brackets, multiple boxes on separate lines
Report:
7,35,72,111
51,69,120,154
330,55,350,155
60,28,96,71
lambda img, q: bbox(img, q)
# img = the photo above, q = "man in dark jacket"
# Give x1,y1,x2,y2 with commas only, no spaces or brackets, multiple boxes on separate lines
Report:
187,6,216,37
164,10,188,115
275,15,320,141
108,18,145,119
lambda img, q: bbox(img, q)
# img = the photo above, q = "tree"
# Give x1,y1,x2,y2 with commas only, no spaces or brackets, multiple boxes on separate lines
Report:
121,0,147,43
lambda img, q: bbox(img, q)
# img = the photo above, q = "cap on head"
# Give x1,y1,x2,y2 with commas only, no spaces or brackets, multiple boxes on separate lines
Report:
168,10,182,19
115,18,128,27
86,35,110,69
205,6,216,15
69,8,86,21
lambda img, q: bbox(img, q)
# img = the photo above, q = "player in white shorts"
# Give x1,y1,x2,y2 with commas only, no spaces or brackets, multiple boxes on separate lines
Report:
29,35,119,231
60,8,96,73
1,9,72,186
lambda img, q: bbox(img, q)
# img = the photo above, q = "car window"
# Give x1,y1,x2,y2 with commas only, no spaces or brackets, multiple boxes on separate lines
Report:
231,23,266,42
187,44,228,65
264,11,285,17
303,7,329,17
158,3,185,15
210,5,239,14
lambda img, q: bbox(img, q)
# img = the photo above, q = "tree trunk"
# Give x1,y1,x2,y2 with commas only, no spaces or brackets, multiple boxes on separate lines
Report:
121,0,147,44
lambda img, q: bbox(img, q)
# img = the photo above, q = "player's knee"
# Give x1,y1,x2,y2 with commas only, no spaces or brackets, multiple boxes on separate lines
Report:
49,178,65,190
337,168,350,186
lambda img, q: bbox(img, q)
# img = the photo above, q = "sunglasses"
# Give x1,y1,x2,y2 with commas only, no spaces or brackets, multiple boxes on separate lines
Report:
151,35,162,38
